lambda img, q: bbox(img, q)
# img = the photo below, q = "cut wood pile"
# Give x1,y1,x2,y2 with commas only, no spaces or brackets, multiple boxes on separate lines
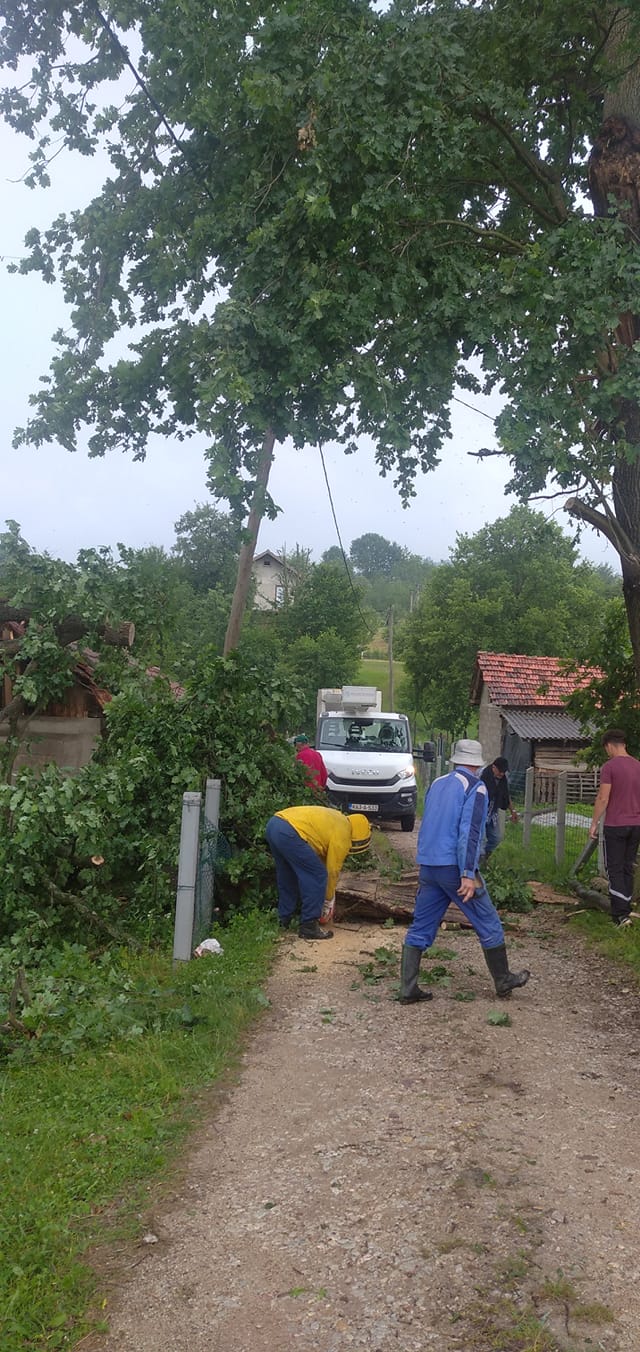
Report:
335,869,601,926
335,868,473,927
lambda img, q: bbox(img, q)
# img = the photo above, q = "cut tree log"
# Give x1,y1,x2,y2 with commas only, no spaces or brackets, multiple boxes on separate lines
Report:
334,870,473,927
0,604,135,648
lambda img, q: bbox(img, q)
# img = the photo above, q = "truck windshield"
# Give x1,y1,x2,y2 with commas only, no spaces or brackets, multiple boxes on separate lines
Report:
317,717,410,752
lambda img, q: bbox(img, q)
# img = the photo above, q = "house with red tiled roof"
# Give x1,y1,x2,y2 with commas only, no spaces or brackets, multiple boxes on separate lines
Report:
470,652,597,781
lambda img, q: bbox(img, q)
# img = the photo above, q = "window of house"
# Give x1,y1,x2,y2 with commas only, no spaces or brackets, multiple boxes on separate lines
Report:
274,584,284,605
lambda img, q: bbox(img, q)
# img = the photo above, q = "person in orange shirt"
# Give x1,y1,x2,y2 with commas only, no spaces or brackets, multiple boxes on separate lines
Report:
265,805,370,939
293,733,328,792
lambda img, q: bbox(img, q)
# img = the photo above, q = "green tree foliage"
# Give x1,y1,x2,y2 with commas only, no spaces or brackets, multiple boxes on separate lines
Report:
281,562,371,654
0,0,456,517
172,504,241,595
239,559,372,725
401,507,620,731
321,546,344,567
4,3,640,657
565,597,640,758
0,651,314,944
349,533,406,579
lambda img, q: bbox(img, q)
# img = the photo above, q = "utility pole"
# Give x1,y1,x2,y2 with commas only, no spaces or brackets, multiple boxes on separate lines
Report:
387,606,394,711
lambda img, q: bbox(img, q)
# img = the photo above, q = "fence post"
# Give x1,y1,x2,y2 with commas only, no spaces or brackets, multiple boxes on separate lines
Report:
555,772,567,868
598,817,605,876
173,791,201,964
522,766,534,848
205,777,221,833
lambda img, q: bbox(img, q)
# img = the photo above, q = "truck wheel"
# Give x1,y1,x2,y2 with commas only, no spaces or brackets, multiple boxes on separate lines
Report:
400,815,415,833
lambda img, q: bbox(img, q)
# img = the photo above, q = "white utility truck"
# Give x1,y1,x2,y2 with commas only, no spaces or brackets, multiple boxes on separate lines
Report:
316,686,422,832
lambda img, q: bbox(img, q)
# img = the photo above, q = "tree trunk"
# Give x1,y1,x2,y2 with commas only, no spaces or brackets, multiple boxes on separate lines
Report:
613,451,640,680
0,608,135,648
223,428,276,656
585,9,640,681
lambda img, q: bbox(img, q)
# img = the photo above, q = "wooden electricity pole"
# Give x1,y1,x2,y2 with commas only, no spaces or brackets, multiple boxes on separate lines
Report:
387,606,394,711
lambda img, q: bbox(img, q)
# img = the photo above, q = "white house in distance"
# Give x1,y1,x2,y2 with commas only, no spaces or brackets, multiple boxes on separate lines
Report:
251,550,296,610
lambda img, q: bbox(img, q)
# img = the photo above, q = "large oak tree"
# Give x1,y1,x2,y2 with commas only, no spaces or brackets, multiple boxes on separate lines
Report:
2,3,640,662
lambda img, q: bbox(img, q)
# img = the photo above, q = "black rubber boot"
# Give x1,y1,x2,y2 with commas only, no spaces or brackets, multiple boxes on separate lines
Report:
483,944,530,998
299,920,334,940
398,943,433,1004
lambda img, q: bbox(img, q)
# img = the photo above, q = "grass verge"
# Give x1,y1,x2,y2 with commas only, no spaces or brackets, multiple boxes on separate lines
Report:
0,910,276,1351
355,658,405,710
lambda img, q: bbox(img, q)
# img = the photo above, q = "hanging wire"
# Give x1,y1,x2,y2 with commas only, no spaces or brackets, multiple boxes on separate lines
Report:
451,394,497,422
318,444,375,637
88,0,216,205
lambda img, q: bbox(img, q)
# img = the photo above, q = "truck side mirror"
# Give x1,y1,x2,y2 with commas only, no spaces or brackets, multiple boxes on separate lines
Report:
422,741,436,763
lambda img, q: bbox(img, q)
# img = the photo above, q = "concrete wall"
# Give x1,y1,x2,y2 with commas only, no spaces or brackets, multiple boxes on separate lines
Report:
0,715,102,774
477,685,502,763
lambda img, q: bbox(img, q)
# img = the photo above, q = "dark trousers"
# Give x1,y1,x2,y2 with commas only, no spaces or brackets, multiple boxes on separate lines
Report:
603,825,640,920
265,817,327,924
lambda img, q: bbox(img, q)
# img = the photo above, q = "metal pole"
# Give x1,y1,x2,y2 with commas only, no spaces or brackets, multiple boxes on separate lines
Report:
522,766,534,848
173,791,201,964
205,777,221,832
555,772,567,868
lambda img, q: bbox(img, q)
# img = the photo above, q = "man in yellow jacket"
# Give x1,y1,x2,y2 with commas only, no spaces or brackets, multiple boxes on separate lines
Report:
265,806,371,939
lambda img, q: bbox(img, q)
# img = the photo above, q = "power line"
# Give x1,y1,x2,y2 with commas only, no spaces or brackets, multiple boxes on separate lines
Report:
318,445,374,637
88,0,216,206
451,393,497,422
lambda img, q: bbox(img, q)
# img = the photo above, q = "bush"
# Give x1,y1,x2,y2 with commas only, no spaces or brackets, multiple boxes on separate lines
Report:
0,650,315,947
484,860,534,913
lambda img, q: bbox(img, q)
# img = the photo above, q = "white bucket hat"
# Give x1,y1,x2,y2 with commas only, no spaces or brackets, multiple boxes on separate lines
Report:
449,738,484,767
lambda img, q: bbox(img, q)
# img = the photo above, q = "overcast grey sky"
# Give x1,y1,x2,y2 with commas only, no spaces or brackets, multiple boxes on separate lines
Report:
0,113,618,572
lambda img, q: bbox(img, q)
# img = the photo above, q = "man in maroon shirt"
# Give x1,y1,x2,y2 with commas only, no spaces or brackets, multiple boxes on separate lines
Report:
589,728,640,927
294,734,328,793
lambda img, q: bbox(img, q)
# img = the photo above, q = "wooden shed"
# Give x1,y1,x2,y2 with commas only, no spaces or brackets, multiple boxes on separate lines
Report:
470,651,597,796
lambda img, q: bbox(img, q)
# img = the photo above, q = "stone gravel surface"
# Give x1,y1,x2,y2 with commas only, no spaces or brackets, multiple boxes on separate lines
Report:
85,832,640,1352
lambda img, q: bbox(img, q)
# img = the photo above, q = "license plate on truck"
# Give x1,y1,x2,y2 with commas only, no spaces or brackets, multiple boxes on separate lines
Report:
348,803,378,811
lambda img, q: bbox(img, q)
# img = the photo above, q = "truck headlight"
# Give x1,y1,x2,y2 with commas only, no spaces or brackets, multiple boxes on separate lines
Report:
399,766,415,780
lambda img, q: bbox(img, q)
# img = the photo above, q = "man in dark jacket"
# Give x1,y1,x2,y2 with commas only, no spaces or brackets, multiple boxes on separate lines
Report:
480,756,518,859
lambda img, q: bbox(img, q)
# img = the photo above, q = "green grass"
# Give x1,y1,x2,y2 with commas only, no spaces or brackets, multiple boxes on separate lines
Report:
0,911,276,1351
489,817,593,890
355,657,405,711
570,907,640,982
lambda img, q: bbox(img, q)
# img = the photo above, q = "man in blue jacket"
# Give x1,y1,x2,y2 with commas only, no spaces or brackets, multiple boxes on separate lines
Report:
399,738,530,1004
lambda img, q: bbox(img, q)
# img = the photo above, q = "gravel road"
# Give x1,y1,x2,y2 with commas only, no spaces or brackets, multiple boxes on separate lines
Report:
84,828,640,1352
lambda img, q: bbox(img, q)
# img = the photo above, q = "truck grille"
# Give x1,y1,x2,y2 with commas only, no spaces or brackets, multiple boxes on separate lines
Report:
328,772,402,788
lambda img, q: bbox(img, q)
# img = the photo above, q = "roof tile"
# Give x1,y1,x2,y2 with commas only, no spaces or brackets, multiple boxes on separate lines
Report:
474,651,598,708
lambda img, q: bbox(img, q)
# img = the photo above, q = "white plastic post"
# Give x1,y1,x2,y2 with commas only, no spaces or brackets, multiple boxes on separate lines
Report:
173,791,201,963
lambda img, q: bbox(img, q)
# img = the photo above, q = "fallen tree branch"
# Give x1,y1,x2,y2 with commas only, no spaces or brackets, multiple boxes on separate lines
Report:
0,604,135,648
49,882,141,949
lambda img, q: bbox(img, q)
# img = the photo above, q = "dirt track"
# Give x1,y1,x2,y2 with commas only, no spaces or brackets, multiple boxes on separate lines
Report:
85,831,640,1352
